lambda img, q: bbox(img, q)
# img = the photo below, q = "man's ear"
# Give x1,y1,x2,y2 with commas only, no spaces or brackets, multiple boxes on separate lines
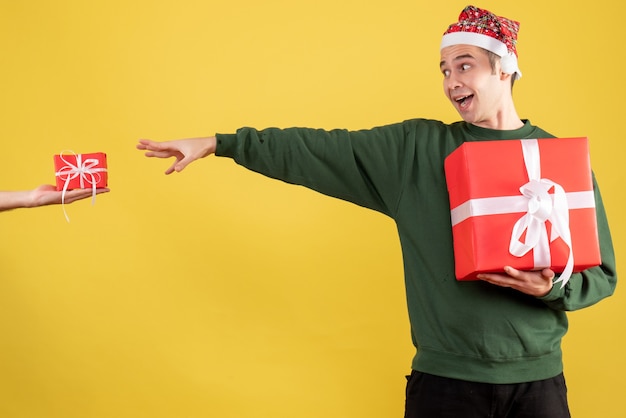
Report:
499,71,513,82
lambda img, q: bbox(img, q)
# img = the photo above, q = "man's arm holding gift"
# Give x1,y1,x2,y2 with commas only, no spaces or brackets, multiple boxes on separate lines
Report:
0,185,110,212
137,136,617,311
479,179,617,310
538,180,617,311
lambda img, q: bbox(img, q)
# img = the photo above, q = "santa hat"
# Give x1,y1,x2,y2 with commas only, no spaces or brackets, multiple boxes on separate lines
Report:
441,5,522,80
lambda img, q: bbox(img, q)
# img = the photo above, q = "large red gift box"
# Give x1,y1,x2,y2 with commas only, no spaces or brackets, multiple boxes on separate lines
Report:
54,152,108,191
444,137,600,286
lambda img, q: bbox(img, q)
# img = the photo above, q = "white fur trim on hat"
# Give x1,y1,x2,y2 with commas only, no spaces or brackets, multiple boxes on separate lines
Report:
441,31,508,56
441,32,522,80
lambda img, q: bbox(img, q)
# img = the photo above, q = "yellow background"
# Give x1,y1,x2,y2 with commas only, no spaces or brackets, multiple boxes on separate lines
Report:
0,1,623,417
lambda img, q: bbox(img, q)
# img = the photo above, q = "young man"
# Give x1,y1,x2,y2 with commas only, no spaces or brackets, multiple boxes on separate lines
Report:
0,184,109,212
137,6,616,417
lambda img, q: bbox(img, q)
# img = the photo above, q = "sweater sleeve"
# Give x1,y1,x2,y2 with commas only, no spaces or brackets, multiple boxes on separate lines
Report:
215,123,412,217
539,174,617,311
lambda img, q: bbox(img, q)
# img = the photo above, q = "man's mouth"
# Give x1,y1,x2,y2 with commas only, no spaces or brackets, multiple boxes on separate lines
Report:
455,94,474,109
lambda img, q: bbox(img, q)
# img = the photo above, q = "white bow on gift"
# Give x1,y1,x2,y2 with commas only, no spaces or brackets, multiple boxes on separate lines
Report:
55,151,107,222
509,140,574,288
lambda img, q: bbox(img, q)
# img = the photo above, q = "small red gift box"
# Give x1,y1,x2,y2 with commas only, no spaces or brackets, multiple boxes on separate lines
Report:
54,152,108,191
444,137,600,286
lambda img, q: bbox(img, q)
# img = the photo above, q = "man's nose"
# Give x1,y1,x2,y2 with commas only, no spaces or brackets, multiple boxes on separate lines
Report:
446,73,462,90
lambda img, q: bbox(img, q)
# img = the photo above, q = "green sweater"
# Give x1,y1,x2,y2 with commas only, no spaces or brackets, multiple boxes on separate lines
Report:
216,118,617,384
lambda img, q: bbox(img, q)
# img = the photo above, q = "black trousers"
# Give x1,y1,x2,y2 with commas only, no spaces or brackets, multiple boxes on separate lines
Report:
404,371,571,418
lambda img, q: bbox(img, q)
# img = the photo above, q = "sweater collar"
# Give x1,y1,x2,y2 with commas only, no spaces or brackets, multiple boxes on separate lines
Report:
464,120,536,141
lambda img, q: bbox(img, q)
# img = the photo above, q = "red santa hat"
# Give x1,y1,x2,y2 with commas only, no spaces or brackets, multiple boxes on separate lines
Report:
441,5,522,80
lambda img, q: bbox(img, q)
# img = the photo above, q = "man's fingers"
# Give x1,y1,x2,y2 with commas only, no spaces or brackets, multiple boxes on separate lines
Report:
62,188,110,203
172,157,193,173
136,139,159,150
165,163,177,175
144,150,177,159
137,139,174,152
478,273,512,288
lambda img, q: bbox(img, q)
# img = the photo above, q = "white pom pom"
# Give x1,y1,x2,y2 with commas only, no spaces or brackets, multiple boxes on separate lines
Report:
500,54,522,80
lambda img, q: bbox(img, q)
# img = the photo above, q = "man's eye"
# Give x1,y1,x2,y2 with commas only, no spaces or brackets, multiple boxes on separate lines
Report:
461,64,471,71
442,70,450,77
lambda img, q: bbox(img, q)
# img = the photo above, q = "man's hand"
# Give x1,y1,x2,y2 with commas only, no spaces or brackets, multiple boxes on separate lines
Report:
477,266,555,297
137,137,217,174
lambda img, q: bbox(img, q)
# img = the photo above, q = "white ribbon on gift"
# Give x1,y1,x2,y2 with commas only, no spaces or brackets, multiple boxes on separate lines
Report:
449,139,596,288
55,151,107,222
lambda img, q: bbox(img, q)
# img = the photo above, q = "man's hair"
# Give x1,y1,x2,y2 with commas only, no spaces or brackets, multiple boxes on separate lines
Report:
485,50,516,90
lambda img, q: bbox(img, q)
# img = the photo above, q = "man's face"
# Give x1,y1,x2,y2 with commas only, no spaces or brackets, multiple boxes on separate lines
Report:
439,44,509,129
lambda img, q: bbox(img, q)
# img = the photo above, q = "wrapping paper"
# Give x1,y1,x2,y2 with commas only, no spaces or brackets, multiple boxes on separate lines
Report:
444,137,600,286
